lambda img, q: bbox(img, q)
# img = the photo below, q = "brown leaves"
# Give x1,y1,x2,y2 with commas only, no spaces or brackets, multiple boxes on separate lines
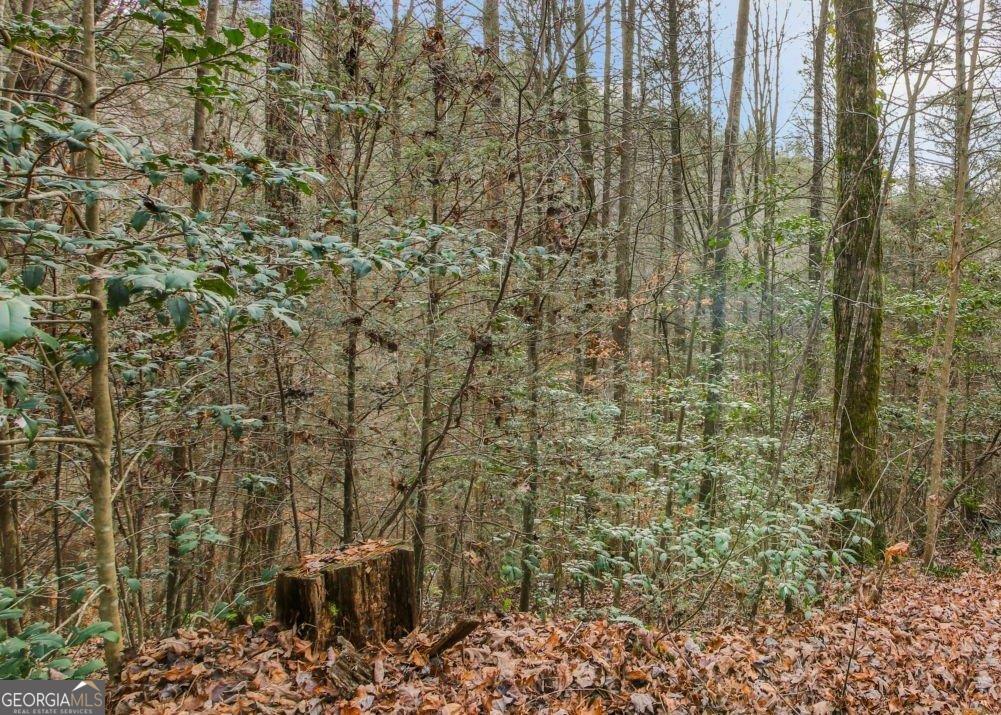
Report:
112,562,1001,714
352,565,1001,713
111,623,369,714
298,539,395,573
884,541,910,564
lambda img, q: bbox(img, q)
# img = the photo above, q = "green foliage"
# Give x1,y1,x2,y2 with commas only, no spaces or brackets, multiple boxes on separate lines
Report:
167,508,228,556
0,588,115,679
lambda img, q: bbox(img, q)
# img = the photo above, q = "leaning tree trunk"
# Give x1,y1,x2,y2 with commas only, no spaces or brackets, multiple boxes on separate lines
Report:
832,0,883,538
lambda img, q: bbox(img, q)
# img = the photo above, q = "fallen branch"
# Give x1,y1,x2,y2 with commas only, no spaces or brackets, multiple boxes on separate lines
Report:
426,618,480,659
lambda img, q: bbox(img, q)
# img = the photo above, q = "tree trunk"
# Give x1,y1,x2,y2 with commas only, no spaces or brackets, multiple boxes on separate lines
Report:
413,0,447,606
518,270,543,612
832,0,883,537
600,0,613,229
341,10,364,544
189,0,220,214
611,0,635,427
922,0,983,567
699,0,751,513
667,0,685,256
164,444,186,631
81,0,124,674
264,0,303,228
804,0,829,400
573,0,596,227
483,0,504,233
0,425,20,634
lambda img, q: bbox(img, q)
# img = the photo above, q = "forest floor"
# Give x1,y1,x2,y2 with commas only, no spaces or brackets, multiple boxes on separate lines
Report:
111,556,1000,714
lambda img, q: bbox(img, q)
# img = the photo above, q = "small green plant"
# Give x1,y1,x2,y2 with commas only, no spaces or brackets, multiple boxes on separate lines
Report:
0,588,118,679
928,563,963,579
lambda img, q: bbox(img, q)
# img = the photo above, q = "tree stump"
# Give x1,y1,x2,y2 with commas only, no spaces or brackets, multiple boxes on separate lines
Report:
274,541,416,648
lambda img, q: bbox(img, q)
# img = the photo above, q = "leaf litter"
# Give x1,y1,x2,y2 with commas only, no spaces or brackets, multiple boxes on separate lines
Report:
111,561,1000,713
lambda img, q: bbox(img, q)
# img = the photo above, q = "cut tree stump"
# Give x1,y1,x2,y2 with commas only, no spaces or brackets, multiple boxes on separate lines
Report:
275,541,416,648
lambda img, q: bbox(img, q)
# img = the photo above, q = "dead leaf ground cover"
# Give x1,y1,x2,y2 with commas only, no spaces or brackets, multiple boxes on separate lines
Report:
111,561,1000,713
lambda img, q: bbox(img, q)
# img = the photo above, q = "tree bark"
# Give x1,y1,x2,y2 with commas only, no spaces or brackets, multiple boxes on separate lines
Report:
922,0,983,566
699,0,751,512
164,444,186,631
264,0,303,228
804,0,829,400
518,268,543,612
600,0,613,229
483,0,504,233
832,0,884,535
0,424,21,634
81,0,124,674
611,0,635,427
275,543,416,647
189,0,220,214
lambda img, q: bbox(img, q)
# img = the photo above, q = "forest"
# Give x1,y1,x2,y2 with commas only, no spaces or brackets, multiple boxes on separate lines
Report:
0,0,999,709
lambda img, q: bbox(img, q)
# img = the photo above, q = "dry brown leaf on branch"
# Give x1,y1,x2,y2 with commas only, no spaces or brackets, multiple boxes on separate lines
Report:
884,541,910,564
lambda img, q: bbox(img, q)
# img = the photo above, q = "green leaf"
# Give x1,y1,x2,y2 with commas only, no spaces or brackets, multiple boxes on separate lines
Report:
30,328,60,351
68,621,115,647
20,265,45,291
196,276,237,299
47,658,74,673
130,209,152,231
1,637,27,655
166,296,191,330
222,27,245,45
246,18,268,38
0,298,32,348
271,308,300,335
164,269,197,291
20,414,38,442
182,167,202,185
350,257,372,277
106,277,131,313
71,659,105,678
69,348,98,368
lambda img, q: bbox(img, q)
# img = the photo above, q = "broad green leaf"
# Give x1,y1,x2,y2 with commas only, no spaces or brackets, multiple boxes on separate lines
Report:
196,276,237,299
20,265,45,291
246,18,267,38
182,167,202,185
222,27,245,45
71,659,105,678
130,209,152,231
166,295,191,330
0,298,32,348
106,277,131,312
164,269,197,291
31,328,60,352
